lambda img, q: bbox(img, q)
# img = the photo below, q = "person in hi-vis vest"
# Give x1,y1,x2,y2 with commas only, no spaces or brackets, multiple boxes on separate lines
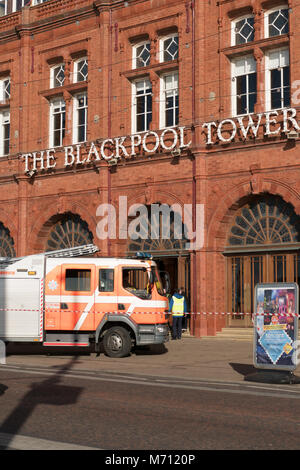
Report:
169,287,187,340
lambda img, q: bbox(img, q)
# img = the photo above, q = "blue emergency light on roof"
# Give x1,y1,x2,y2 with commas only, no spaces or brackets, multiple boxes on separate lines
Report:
135,252,152,259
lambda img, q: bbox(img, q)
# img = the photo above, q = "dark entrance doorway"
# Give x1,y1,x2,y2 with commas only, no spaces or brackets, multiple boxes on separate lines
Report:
155,256,190,300
155,257,178,295
154,255,191,329
126,203,191,327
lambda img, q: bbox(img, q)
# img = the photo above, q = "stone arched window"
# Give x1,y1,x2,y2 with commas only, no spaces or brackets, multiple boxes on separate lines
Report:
46,213,93,252
127,203,189,255
227,195,300,248
0,222,15,257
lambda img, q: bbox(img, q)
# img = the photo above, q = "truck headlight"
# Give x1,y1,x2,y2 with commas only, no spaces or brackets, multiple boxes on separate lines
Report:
156,325,167,333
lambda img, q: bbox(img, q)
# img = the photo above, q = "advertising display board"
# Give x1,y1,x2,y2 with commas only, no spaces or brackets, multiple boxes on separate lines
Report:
254,283,299,371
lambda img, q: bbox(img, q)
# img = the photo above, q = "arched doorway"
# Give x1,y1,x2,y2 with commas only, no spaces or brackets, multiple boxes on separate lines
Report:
225,195,300,326
0,222,15,257
127,204,190,309
45,213,94,252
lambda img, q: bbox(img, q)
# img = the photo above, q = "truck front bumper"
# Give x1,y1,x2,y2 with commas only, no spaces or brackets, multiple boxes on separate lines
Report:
136,323,170,345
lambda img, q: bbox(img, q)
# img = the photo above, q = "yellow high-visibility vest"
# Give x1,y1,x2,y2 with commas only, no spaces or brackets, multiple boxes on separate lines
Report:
171,296,184,316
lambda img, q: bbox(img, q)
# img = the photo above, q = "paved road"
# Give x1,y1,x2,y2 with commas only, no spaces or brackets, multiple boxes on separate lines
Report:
0,354,300,450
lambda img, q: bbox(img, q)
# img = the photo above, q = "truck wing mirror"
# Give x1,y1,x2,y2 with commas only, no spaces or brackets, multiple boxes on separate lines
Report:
148,270,154,286
160,271,171,294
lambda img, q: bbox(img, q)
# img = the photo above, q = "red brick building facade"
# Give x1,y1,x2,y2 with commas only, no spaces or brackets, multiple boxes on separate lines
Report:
0,0,299,336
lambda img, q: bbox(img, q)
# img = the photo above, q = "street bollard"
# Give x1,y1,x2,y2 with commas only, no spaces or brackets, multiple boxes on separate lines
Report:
0,340,6,365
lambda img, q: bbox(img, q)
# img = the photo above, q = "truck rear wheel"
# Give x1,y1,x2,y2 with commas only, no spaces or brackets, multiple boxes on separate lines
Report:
103,326,132,358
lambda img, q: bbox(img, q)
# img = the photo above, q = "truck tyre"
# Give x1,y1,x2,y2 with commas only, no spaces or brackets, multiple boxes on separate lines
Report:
103,326,132,358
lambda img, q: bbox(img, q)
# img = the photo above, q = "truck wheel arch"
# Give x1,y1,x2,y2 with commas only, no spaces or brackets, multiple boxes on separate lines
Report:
95,314,138,344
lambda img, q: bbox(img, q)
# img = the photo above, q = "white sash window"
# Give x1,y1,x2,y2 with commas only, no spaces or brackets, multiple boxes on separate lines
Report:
160,72,179,128
231,56,257,116
266,48,290,110
132,78,152,133
73,93,88,144
0,109,9,156
50,99,66,148
0,0,30,16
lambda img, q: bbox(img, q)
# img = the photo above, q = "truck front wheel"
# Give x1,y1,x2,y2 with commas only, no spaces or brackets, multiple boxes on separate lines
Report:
103,326,132,358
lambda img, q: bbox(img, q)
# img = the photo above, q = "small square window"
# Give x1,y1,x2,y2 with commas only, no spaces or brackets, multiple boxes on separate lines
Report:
74,58,88,83
133,42,150,69
51,64,65,88
266,7,289,38
0,77,10,101
3,78,10,100
233,16,254,45
160,34,178,63
269,8,289,37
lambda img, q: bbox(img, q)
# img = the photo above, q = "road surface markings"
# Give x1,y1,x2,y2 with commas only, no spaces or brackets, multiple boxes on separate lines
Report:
0,432,100,450
1,364,300,399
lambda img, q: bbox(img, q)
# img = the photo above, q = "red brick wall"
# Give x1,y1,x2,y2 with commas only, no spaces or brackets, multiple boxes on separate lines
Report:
0,0,298,336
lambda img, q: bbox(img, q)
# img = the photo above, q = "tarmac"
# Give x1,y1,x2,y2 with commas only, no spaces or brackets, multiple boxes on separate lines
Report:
1,332,300,450
2,331,300,385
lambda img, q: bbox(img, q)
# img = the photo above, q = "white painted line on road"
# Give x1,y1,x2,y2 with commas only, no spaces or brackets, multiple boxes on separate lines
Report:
1,364,300,399
0,432,100,450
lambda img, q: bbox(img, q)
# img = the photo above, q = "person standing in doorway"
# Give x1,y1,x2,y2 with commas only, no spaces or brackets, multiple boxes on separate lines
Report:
169,287,187,340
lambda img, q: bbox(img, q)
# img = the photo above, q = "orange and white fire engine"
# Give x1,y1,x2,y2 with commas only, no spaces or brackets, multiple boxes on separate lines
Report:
0,245,170,357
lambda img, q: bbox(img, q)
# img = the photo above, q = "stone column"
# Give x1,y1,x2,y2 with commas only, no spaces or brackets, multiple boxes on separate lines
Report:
63,90,73,147
254,47,264,114
149,70,159,131
17,176,28,256
253,7,264,114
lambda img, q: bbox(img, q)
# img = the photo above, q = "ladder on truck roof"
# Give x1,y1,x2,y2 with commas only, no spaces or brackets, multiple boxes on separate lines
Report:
0,244,99,266
44,244,99,258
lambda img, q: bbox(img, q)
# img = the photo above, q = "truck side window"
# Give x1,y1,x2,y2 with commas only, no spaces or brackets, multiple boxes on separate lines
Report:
122,267,151,299
65,269,91,292
99,269,114,292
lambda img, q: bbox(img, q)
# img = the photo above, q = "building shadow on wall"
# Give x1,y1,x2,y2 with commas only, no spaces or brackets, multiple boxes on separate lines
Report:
0,356,83,449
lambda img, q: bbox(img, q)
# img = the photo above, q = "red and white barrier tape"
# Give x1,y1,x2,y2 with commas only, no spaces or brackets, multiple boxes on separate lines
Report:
0,308,298,317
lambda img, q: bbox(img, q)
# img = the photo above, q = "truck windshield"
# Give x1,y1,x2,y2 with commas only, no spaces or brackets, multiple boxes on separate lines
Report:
151,266,165,296
122,267,151,299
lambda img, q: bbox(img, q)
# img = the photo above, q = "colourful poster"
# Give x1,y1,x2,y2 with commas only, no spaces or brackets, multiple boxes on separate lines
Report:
254,283,299,371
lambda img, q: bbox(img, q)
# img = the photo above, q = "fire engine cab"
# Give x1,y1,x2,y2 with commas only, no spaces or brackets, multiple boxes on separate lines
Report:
0,245,169,357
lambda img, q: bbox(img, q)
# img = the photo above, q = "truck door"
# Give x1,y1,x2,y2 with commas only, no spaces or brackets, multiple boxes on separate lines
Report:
94,267,118,325
60,264,95,331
